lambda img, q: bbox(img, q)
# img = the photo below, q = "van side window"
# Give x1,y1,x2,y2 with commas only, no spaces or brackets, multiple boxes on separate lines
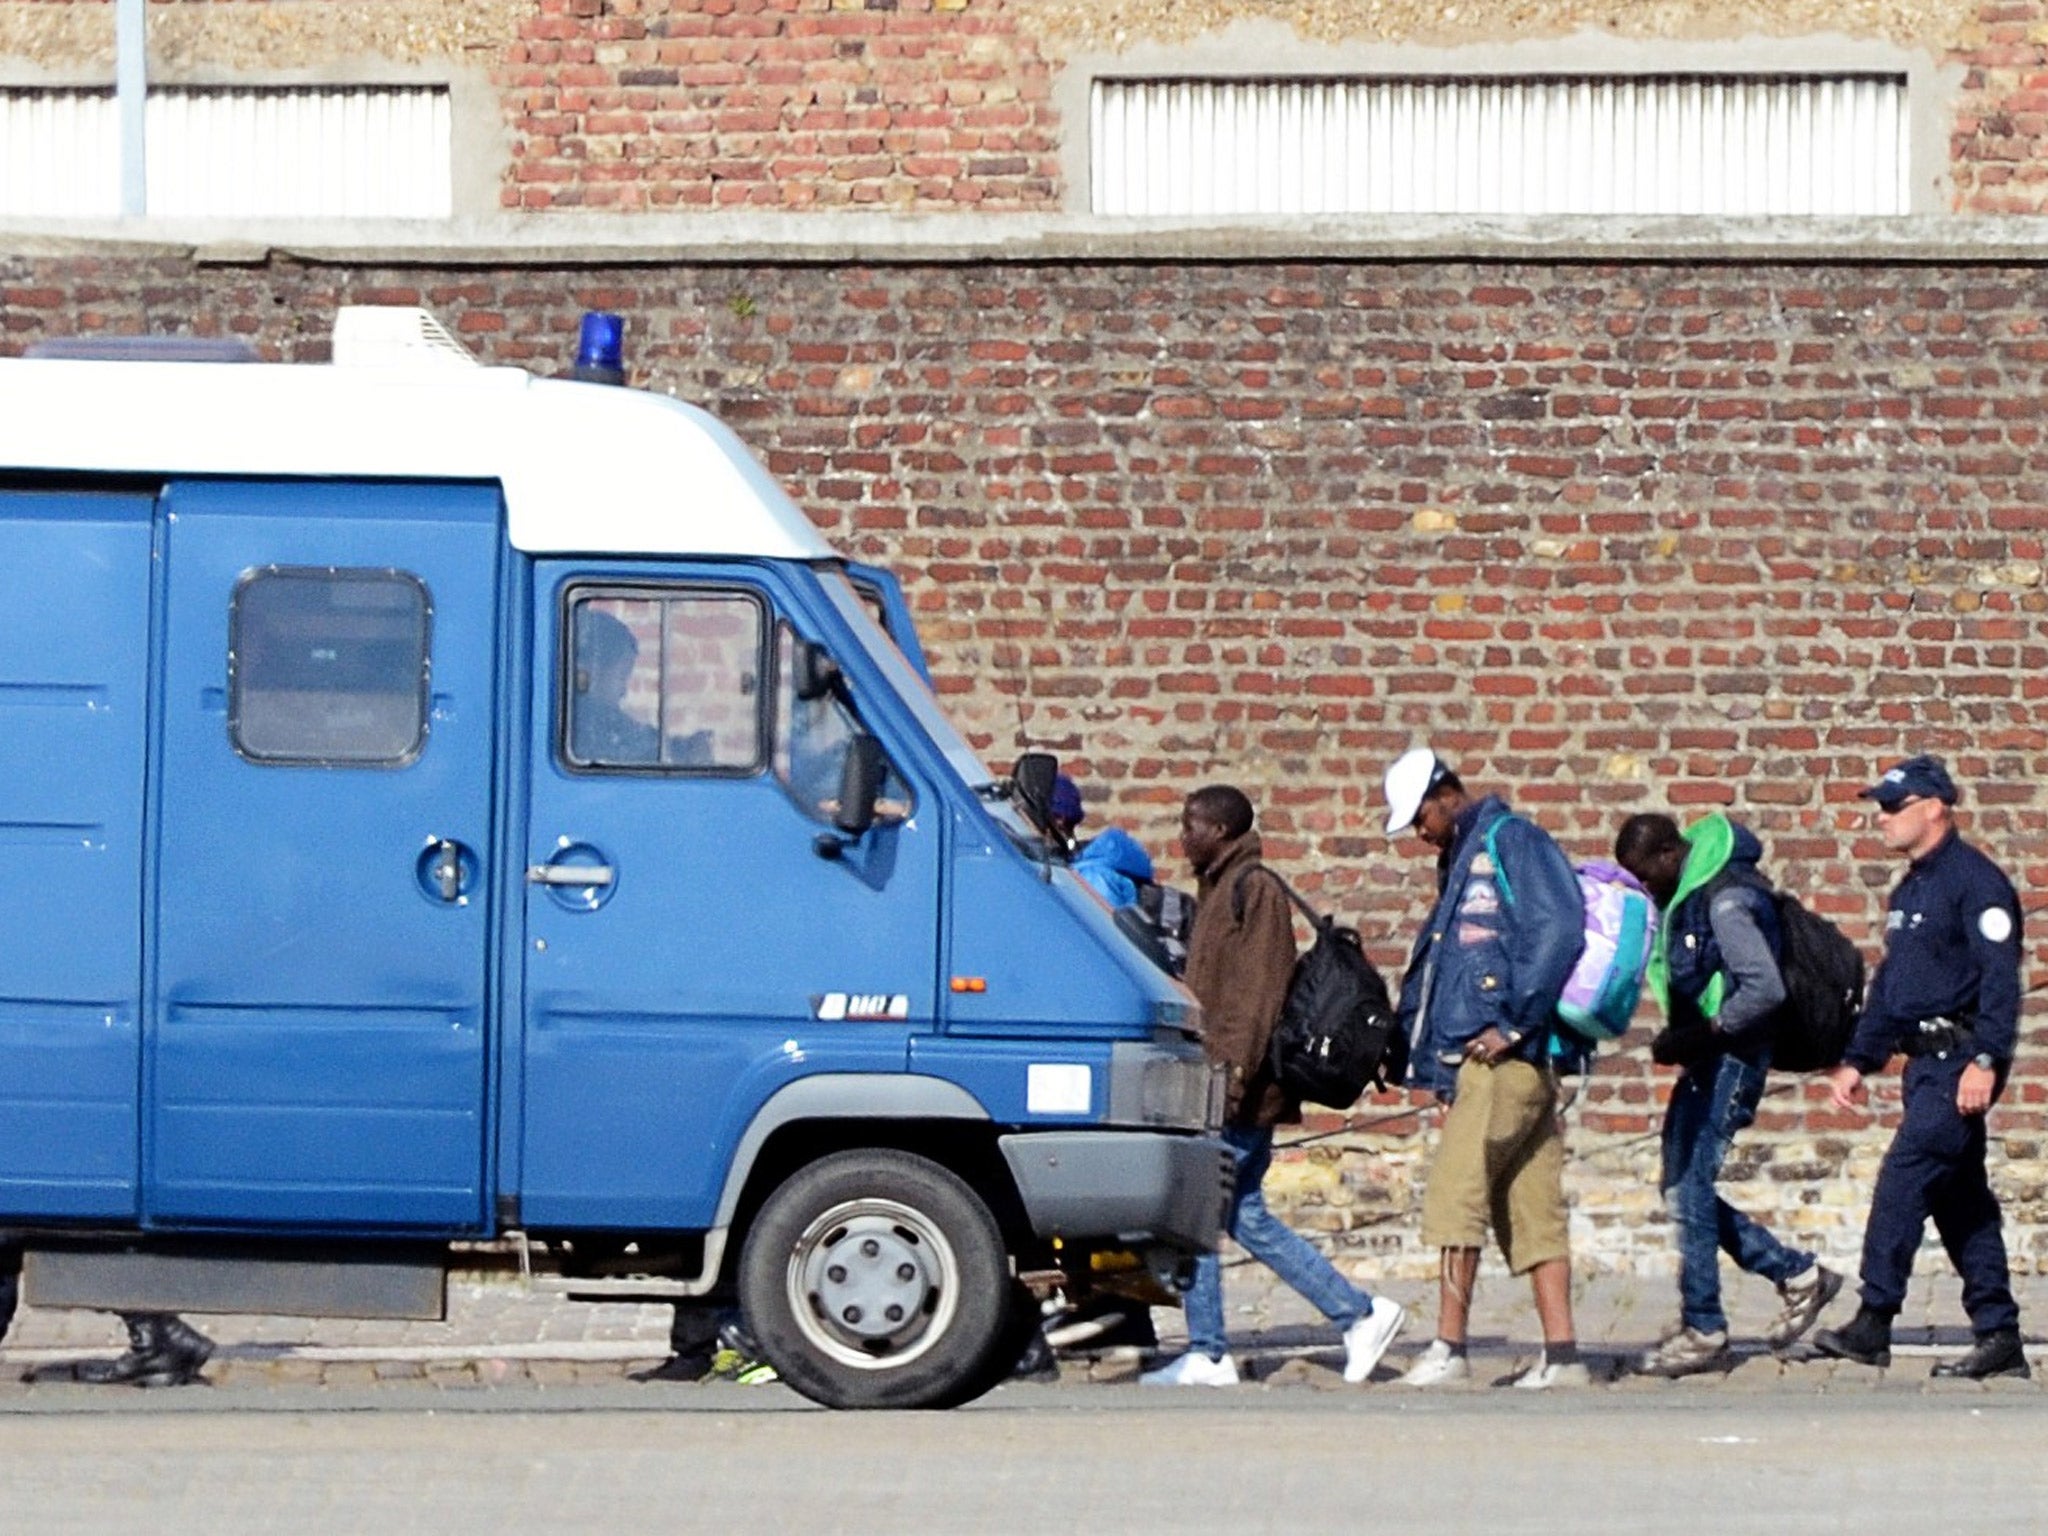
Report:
230,567,430,766
772,623,912,822
563,589,763,773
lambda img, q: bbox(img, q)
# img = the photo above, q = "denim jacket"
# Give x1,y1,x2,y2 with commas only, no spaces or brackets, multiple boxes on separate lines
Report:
1396,796,1587,1100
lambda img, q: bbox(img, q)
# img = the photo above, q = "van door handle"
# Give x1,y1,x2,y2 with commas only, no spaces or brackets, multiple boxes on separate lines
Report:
526,862,616,888
430,840,462,901
418,837,476,904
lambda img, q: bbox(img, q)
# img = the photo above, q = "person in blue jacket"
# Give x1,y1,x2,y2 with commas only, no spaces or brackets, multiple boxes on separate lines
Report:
1383,748,1591,1389
1071,825,1155,910
1814,755,2028,1380
1618,812,1840,1377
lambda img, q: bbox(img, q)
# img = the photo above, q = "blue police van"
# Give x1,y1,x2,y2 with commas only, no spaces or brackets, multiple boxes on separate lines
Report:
0,312,1228,1408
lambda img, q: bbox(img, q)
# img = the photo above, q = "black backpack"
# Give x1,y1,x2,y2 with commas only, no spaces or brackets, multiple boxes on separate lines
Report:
1769,891,1866,1072
1238,870,1403,1109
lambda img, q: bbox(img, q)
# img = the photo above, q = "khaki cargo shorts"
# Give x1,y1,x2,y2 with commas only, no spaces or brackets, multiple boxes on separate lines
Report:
1419,1057,1570,1275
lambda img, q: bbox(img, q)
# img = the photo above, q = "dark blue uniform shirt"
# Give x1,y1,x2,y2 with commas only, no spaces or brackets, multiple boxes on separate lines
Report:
1844,831,2022,1072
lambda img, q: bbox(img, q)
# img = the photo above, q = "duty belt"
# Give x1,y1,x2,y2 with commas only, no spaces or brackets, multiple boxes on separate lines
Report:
1902,1017,1969,1058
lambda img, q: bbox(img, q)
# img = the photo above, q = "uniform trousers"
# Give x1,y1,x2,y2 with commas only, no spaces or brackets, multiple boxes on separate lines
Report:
1858,1054,2020,1334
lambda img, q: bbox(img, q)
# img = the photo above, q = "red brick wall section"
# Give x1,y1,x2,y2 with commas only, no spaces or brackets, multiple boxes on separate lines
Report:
6,253,2048,1273
1952,2,2048,212
501,0,1060,210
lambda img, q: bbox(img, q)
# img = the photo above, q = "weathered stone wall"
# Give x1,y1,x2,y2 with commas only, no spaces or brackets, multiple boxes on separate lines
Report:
5,0,2048,215
6,250,2048,1282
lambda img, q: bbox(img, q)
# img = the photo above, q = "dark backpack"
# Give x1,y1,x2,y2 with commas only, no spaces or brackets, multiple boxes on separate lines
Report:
1768,891,1866,1072
1238,870,1403,1109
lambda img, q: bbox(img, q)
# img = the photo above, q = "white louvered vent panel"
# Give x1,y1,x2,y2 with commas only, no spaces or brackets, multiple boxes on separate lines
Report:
0,86,450,218
0,90,119,218
149,87,452,219
1093,75,1908,217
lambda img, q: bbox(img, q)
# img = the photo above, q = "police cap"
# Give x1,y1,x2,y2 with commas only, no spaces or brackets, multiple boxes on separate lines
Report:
1858,753,1959,811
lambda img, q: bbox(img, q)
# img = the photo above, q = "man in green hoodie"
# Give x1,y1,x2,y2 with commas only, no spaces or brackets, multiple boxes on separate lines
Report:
1616,812,1841,1377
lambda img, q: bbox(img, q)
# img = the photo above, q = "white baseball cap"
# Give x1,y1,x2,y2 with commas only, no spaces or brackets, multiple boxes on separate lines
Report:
1384,746,1451,836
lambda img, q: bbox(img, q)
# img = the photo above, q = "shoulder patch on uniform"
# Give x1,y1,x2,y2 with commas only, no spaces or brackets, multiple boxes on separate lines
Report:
1979,907,2015,944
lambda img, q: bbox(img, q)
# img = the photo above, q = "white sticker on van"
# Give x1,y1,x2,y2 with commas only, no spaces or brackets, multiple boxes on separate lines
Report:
1027,1063,1092,1115
813,993,910,1022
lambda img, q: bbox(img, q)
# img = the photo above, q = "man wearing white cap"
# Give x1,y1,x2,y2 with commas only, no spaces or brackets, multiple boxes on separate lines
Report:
1382,747,1590,1388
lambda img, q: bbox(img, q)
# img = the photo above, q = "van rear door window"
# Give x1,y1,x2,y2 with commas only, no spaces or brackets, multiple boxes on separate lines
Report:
229,567,430,766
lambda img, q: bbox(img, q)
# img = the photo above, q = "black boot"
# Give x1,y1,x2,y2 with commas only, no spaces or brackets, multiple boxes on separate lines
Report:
141,1315,215,1387
1812,1306,1893,1369
74,1313,213,1387
632,1304,720,1382
73,1313,165,1384
1931,1328,2030,1381
1009,1324,1059,1383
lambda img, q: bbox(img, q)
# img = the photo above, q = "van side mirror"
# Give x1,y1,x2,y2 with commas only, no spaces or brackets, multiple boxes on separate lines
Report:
1012,751,1058,831
833,734,889,837
812,736,896,861
793,641,842,702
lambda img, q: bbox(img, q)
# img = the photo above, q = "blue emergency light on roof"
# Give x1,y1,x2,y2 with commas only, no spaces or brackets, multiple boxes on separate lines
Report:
571,311,626,387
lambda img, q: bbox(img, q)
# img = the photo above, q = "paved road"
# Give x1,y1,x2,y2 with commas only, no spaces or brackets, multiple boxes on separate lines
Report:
3,1265,2041,1531
0,1378,2039,1533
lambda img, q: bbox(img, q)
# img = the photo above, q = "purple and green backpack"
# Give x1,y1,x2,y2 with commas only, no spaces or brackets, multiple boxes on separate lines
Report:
1484,816,1656,1045
1556,859,1658,1042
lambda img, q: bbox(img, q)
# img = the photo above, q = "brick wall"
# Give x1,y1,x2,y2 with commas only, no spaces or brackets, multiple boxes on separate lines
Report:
7,251,2048,1281
500,0,1059,210
1951,1,2048,211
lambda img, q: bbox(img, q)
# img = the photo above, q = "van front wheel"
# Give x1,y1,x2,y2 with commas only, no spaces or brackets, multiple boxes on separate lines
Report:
738,1149,1010,1409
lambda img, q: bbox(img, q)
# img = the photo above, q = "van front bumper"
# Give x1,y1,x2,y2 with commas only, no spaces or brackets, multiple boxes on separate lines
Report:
998,1131,1233,1254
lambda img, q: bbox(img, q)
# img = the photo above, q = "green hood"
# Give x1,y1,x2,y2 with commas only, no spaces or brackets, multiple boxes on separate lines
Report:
1646,812,1735,1019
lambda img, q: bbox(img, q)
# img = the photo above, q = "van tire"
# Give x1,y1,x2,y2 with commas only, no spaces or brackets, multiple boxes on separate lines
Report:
738,1149,1011,1409
955,1278,1047,1399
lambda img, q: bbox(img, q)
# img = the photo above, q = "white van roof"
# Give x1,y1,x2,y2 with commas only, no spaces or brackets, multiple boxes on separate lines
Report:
0,358,836,562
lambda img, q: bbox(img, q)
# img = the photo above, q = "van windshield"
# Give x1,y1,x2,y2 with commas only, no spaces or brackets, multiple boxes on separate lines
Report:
817,570,1000,794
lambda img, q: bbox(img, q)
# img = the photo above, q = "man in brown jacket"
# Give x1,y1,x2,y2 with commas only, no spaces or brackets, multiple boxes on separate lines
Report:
1141,785,1407,1386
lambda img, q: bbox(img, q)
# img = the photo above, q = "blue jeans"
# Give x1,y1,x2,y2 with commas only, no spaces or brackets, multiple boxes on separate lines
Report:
1660,1049,1812,1333
1184,1124,1372,1360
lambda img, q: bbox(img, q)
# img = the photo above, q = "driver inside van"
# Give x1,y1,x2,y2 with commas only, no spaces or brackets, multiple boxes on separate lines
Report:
570,609,660,765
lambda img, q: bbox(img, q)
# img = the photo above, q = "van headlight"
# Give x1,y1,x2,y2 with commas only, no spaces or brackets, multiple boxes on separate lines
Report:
1107,1039,1221,1131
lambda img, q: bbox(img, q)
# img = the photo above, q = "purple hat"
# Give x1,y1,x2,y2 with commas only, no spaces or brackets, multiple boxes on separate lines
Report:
1049,775,1084,825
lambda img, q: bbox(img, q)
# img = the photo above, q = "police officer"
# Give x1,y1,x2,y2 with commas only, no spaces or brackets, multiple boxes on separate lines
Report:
1812,755,2028,1379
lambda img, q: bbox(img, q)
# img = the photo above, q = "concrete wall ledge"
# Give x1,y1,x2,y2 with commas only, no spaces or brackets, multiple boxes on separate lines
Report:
3,213,2048,268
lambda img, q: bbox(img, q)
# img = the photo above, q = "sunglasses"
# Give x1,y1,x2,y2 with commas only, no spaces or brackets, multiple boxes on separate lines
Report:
1874,795,1932,817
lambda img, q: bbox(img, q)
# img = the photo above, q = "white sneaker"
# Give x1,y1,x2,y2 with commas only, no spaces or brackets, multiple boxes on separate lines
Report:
1399,1338,1471,1387
1512,1355,1593,1390
1139,1351,1240,1387
1342,1296,1408,1383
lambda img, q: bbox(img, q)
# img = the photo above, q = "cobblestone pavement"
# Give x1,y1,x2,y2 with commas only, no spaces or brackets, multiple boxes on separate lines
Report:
0,1257,2040,1394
